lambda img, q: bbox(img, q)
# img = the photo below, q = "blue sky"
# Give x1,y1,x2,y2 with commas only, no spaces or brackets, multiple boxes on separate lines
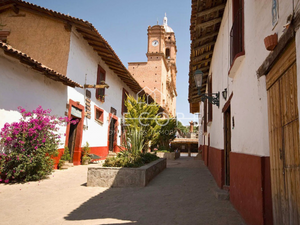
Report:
27,0,198,125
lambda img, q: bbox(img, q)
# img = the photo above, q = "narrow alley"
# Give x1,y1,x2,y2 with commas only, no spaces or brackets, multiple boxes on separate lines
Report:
0,156,245,225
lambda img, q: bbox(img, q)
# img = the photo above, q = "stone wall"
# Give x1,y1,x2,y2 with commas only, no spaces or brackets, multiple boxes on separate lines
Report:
87,158,166,187
156,152,180,160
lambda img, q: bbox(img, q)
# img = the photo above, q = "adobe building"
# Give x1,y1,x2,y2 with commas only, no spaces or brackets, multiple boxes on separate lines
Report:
128,14,177,117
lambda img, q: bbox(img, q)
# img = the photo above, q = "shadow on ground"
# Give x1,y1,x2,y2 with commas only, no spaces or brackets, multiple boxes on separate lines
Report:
64,157,245,225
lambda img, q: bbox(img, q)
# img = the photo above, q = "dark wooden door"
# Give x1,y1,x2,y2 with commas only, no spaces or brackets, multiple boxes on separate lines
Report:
109,118,116,152
68,118,78,163
224,106,231,186
267,40,300,224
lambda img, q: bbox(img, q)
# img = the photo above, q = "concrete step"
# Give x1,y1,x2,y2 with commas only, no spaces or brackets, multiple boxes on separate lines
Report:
211,187,230,200
60,162,74,170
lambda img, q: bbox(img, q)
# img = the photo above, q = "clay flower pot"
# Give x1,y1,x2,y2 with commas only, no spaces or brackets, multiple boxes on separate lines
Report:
264,33,278,51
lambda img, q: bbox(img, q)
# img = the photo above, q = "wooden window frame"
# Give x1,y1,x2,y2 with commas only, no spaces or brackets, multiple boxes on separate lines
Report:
122,88,129,115
94,105,104,124
96,65,106,102
230,0,244,66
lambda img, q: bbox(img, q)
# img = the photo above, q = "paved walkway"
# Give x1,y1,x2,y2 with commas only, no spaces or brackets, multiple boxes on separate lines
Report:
0,156,245,225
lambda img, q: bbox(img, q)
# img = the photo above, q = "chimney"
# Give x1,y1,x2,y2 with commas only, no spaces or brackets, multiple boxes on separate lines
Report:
189,121,194,133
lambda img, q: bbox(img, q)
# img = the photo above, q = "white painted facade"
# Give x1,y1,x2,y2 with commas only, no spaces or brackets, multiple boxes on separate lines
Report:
0,50,67,148
0,26,139,158
199,0,300,156
66,28,136,149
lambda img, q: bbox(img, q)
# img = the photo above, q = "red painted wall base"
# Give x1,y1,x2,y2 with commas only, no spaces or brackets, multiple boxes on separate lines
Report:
207,146,224,188
203,145,208,166
200,143,273,225
89,146,109,160
230,152,273,225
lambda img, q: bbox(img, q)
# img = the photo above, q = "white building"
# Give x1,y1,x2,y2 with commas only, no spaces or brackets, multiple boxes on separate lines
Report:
0,0,149,167
189,0,300,224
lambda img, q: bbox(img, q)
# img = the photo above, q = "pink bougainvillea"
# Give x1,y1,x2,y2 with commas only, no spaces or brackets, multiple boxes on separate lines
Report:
0,106,76,183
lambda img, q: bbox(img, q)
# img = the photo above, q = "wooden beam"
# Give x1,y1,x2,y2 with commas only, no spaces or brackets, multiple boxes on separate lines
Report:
104,61,124,70
191,57,211,66
191,66,210,72
193,31,219,46
91,45,111,53
193,41,215,51
64,23,72,32
12,5,19,14
197,4,226,17
83,37,107,48
76,28,100,39
192,50,213,62
196,17,222,29
84,84,109,89
0,4,15,12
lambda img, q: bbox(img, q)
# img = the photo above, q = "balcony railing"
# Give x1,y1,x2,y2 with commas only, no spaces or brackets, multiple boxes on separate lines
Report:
230,7,244,66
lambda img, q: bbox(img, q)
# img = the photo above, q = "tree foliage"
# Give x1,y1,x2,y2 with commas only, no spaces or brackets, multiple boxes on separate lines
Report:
124,95,161,146
156,118,177,149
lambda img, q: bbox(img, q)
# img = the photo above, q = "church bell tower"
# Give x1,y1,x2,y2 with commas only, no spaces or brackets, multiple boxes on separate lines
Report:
128,14,177,117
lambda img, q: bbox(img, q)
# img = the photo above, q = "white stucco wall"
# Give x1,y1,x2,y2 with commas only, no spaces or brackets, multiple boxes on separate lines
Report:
203,0,296,156
66,29,136,148
0,51,67,148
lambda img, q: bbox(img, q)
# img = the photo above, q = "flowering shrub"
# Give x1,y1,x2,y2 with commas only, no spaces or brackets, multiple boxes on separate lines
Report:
0,106,73,183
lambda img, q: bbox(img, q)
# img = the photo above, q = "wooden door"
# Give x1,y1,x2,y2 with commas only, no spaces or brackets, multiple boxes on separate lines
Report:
68,118,78,163
267,40,300,224
224,106,231,186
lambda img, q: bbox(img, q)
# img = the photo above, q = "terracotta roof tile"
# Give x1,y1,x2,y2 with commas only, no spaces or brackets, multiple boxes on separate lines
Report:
0,41,82,88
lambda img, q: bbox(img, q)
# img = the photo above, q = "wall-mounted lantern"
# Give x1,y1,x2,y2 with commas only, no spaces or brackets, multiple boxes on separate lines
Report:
193,70,219,107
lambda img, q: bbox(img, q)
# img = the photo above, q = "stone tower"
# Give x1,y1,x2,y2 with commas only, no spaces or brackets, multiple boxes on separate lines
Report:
128,14,177,117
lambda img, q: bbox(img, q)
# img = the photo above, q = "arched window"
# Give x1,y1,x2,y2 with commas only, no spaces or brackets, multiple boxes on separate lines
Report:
165,48,170,59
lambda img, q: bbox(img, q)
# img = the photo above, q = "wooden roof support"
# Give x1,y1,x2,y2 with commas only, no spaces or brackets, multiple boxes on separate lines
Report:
193,31,219,46
196,17,222,29
193,41,215,51
191,57,211,66
197,4,225,17
192,50,213,62
191,65,210,72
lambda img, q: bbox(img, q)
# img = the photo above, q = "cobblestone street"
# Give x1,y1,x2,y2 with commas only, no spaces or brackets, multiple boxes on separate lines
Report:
0,156,245,225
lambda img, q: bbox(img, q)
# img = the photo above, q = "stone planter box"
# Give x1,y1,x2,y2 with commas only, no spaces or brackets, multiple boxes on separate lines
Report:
157,152,180,160
87,158,166,187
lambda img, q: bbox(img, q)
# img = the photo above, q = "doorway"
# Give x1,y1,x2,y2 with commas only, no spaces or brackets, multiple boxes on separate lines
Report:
266,40,300,224
224,105,231,186
68,117,79,163
108,117,117,152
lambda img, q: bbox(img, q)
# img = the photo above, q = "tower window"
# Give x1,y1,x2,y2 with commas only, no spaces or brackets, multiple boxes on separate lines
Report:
166,48,170,59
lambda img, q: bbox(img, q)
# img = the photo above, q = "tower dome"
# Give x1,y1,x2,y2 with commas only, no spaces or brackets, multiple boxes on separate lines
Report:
162,13,174,33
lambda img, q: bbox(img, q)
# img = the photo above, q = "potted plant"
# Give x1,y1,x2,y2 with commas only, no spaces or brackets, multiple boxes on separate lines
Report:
82,142,91,165
58,146,71,169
